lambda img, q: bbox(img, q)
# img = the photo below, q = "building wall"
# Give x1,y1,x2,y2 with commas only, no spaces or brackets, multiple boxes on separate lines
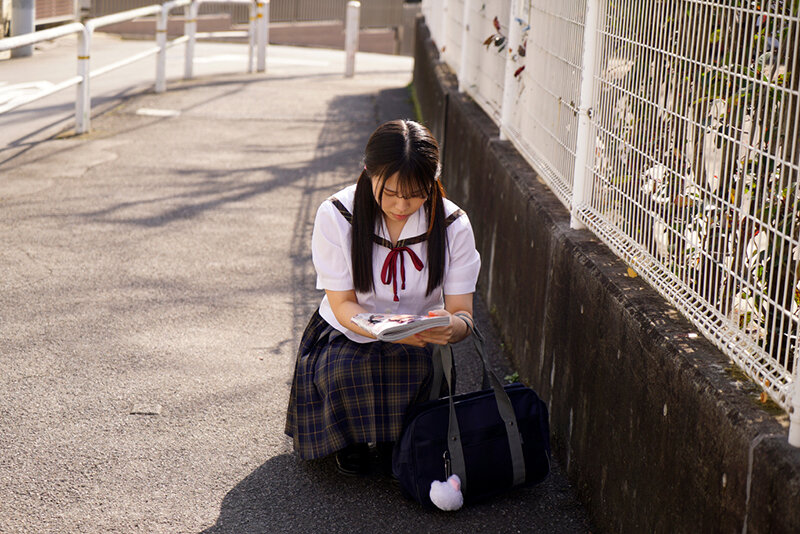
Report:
36,0,78,24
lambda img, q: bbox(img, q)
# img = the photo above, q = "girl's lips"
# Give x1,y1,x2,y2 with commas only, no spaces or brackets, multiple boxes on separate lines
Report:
392,213,410,220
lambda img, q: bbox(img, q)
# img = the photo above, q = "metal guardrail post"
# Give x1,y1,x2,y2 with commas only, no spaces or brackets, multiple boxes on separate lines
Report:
345,0,360,77
256,0,268,72
569,0,601,230
79,5,165,133
156,5,169,92
10,0,35,57
791,374,800,447
76,26,92,134
248,0,256,73
185,0,199,79
186,0,255,79
157,0,191,91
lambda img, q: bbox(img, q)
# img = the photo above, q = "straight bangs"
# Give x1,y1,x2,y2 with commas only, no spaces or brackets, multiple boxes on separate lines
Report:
397,163,433,199
375,160,433,200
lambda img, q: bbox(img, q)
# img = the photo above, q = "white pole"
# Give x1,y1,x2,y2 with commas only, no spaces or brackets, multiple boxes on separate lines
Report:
185,0,198,79
344,1,360,77
570,0,602,230
247,1,256,73
439,0,447,55
256,0,267,72
499,0,521,140
457,0,473,92
790,362,800,446
155,5,169,93
76,26,92,134
790,385,800,447
10,0,35,57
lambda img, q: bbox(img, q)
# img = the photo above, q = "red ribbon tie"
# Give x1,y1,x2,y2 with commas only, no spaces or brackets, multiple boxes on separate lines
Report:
380,246,424,302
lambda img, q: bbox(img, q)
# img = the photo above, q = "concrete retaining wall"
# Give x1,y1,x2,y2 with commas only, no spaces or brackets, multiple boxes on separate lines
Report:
413,16,800,534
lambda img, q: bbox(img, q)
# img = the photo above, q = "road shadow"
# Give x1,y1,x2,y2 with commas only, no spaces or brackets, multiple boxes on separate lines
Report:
201,449,590,533
201,293,593,534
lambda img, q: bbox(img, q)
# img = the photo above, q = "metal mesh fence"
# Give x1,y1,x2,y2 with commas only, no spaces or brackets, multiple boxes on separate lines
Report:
426,0,800,412
465,0,509,122
506,0,584,207
584,0,800,405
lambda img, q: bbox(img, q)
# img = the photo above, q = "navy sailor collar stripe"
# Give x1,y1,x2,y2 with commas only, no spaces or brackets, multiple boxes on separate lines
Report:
328,196,465,249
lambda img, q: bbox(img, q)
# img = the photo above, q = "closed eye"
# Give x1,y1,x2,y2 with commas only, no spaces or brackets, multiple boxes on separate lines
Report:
384,188,427,199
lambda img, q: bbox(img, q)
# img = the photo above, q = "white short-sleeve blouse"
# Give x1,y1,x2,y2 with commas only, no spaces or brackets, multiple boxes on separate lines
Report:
312,184,481,343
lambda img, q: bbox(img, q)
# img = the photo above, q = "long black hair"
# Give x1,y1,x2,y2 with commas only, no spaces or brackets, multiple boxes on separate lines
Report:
351,119,447,297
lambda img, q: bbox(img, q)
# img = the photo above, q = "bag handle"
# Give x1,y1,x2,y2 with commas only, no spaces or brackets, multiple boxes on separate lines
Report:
454,313,497,391
428,315,490,401
434,314,527,495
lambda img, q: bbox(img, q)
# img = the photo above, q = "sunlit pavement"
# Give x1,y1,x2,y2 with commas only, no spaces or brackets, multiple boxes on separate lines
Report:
0,34,413,150
0,35,592,534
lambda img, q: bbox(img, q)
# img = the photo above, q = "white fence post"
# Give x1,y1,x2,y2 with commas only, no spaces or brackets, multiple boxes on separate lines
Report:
439,0,447,54
156,5,169,93
76,26,92,134
457,0,472,92
570,0,601,230
184,1,196,79
345,0,360,77
791,372,800,447
248,0,256,73
10,0,35,57
256,0,268,72
498,0,521,140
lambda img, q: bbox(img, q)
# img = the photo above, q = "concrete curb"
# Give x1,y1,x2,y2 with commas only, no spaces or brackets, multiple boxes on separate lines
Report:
412,14,800,534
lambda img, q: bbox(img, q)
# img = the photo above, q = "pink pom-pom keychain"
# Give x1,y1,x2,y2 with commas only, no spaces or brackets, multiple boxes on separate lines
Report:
429,474,464,511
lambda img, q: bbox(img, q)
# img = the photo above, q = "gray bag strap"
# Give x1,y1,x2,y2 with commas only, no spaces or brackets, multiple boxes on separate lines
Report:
442,313,527,490
439,344,468,491
429,344,444,401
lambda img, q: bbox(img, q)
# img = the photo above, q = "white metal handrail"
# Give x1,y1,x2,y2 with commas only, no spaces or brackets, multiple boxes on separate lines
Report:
184,0,264,79
0,21,84,52
0,23,86,115
77,4,166,131
0,0,366,135
0,0,264,134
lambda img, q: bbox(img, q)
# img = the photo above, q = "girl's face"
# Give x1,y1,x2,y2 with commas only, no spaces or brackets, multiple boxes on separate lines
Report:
372,172,428,224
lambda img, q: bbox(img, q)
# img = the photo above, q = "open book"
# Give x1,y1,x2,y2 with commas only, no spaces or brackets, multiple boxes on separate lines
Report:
351,312,450,342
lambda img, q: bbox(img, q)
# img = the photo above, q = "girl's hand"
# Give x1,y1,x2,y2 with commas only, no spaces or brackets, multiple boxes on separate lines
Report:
393,333,428,347
414,309,455,346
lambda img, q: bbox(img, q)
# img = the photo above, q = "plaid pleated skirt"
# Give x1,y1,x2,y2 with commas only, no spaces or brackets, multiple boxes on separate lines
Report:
285,310,434,460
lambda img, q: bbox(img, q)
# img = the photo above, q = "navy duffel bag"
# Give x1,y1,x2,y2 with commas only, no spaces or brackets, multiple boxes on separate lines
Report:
392,315,551,509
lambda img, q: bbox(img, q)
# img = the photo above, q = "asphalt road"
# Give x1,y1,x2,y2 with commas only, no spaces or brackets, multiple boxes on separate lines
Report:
0,39,593,533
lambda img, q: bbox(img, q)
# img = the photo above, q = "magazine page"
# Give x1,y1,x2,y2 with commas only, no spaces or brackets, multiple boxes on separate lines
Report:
351,313,450,342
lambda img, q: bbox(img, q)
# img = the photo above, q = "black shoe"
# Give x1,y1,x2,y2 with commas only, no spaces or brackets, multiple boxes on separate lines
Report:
374,442,395,477
335,444,371,477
